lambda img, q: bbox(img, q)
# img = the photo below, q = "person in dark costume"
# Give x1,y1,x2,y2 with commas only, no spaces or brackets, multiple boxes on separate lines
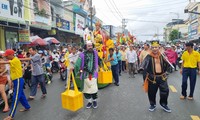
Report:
141,41,171,113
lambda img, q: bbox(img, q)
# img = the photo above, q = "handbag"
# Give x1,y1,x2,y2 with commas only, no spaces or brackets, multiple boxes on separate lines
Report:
61,71,83,111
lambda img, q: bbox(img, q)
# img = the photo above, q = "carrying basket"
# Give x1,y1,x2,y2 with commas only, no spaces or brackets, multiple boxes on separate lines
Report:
61,71,83,111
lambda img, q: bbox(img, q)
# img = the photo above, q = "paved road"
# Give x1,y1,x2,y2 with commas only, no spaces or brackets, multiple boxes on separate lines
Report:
0,70,200,120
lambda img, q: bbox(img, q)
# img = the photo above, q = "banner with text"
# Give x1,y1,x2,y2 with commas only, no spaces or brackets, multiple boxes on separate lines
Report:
0,0,24,21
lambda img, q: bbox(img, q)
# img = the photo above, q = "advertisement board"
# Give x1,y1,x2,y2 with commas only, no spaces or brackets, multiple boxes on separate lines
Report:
75,14,85,36
19,30,30,42
0,0,24,21
56,18,70,30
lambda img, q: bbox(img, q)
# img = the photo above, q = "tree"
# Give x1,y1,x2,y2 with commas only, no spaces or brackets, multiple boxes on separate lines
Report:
169,29,179,41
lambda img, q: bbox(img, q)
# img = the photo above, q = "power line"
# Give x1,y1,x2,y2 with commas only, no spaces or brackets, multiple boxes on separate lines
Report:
109,0,123,18
126,19,168,23
125,0,187,8
103,0,122,22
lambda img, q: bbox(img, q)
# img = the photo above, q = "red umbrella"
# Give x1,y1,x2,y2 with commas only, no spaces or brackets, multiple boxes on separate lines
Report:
30,36,49,46
44,37,60,44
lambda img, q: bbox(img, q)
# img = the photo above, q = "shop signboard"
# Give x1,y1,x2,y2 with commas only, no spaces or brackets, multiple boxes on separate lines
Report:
19,30,30,42
56,18,70,30
75,14,85,36
0,0,24,21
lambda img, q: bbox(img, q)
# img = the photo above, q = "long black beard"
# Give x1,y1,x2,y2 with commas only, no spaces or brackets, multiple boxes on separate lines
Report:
87,48,93,52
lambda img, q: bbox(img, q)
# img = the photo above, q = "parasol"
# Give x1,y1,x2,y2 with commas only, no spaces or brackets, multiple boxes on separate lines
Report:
44,37,60,44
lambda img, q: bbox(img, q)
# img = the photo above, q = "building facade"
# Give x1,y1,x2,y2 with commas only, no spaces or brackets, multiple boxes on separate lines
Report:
185,2,200,42
0,0,102,50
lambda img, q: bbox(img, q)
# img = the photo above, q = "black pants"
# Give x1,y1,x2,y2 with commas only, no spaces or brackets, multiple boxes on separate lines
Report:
111,64,119,84
182,68,197,97
122,61,126,71
118,60,122,74
172,63,177,70
84,93,98,99
148,77,169,106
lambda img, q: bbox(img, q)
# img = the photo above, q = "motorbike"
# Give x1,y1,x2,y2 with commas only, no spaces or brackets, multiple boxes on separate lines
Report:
51,60,59,73
177,51,183,69
43,65,53,84
23,66,32,88
59,59,67,81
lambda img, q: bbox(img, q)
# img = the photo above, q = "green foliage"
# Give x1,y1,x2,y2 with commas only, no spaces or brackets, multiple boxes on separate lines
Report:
34,7,49,18
169,29,179,41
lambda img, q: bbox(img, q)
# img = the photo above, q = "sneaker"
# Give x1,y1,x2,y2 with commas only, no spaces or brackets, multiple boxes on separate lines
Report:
86,102,92,109
93,101,98,109
114,83,119,86
160,104,171,113
187,96,194,100
149,105,156,112
47,81,51,84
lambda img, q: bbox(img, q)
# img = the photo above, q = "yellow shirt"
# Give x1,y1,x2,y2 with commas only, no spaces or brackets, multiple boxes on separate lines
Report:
181,50,200,68
64,52,70,67
120,50,126,61
9,57,23,80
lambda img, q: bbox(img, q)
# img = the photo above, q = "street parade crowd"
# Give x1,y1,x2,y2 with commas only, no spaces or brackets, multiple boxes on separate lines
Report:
0,22,200,120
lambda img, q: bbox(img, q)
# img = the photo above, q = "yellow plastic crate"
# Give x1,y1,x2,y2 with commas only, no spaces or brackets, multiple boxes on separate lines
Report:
98,70,113,84
61,71,83,111
61,90,83,112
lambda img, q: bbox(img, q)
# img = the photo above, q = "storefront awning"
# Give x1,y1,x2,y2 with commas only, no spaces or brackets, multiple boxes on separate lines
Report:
30,24,52,30
58,28,75,34
0,17,26,25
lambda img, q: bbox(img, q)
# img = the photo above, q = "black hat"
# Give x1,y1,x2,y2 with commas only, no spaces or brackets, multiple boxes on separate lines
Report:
185,42,193,47
150,40,160,47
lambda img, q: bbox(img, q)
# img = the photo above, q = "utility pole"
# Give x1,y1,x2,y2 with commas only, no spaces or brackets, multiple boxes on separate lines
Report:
89,0,93,31
122,19,127,34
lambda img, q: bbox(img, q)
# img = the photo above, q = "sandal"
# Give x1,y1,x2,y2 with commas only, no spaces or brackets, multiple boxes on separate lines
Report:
19,108,30,112
27,97,34,101
3,108,10,113
180,95,186,100
3,116,13,120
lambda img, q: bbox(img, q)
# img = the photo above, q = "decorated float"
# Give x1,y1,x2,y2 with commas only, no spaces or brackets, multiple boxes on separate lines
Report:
75,21,114,89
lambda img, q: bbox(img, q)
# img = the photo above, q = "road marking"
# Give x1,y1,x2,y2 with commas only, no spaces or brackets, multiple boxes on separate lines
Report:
191,115,200,120
169,85,177,92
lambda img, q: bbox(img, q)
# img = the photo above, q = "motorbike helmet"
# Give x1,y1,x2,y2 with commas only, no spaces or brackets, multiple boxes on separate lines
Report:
53,50,56,54
38,50,43,54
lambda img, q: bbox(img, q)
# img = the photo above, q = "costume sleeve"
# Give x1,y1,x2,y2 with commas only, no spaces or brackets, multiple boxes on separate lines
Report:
74,56,82,76
140,55,150,70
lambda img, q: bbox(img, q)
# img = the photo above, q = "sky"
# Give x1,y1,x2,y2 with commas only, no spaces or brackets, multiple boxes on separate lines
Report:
93,0,194,42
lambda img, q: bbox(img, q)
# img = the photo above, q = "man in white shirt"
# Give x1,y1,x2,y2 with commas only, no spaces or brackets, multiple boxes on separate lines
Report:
65,47,78,88
126,45,138,78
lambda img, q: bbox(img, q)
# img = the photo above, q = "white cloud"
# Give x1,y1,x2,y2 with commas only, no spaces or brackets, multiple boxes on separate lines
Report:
93,0,192,41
